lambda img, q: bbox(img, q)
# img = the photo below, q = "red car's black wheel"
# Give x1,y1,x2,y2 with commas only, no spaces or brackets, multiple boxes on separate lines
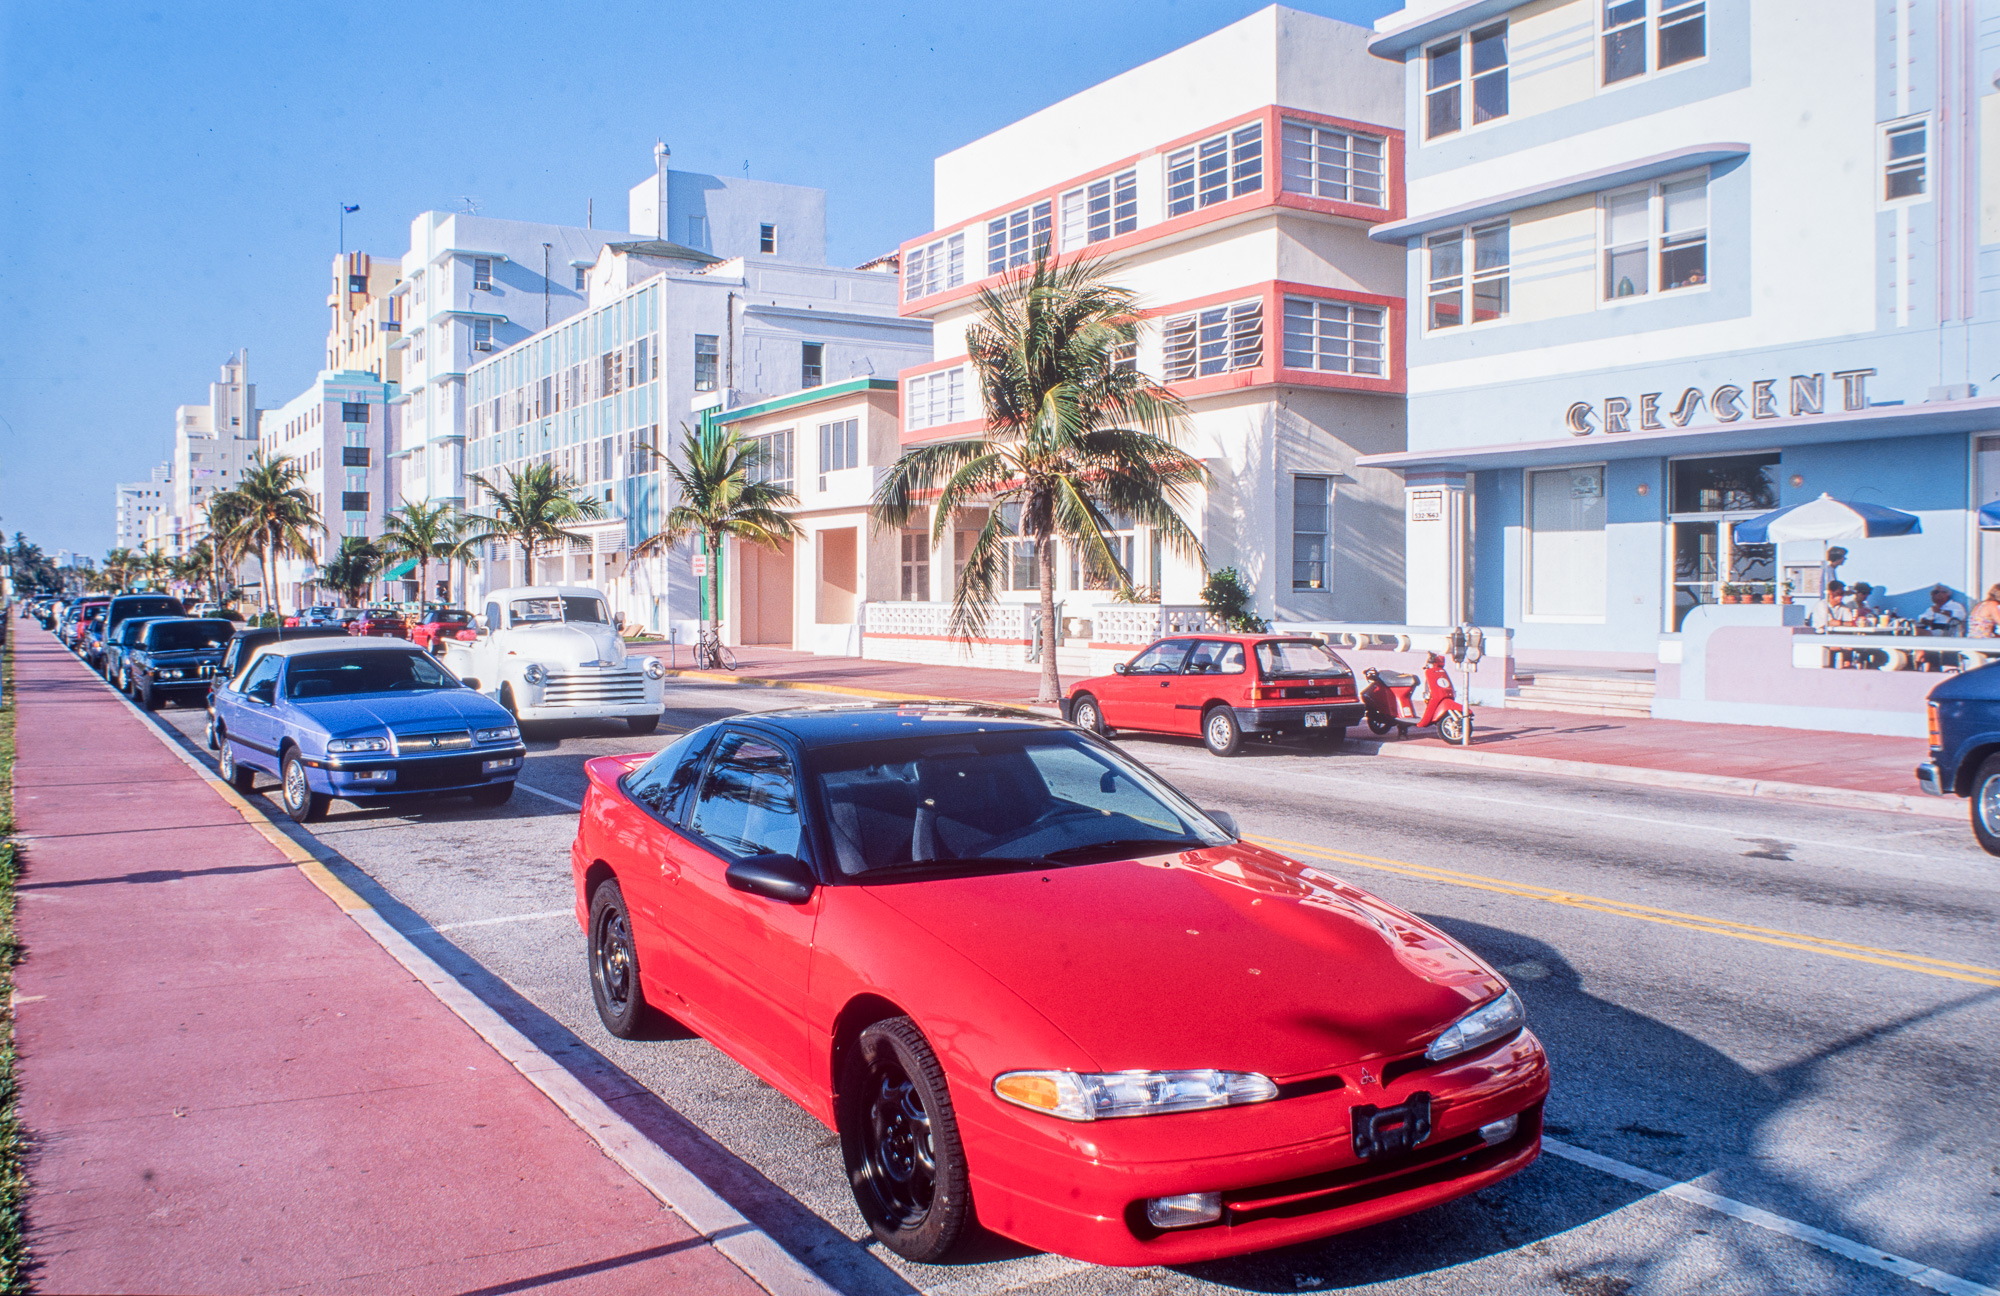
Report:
589,880,651,1038
839,1017,972,1263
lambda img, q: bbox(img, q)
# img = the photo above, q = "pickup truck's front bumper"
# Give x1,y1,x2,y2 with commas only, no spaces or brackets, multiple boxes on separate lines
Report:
1915,762,1947,796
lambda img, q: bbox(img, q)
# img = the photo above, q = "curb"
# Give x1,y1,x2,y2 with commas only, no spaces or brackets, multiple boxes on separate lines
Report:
660,667,1948,820
71,645,837,1296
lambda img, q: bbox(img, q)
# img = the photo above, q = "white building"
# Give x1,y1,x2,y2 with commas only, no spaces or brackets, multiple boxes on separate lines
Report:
258,370,398,609
880,6,1408,668
115,464,171,550
135,352,261,558
461,210,930,631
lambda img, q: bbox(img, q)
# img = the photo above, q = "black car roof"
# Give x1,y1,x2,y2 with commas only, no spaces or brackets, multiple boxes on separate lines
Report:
230,625,351,651
722,702,1065,748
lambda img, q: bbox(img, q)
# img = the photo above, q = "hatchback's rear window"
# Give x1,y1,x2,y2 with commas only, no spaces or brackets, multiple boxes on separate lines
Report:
1255,640,1351,678
147,620,234,653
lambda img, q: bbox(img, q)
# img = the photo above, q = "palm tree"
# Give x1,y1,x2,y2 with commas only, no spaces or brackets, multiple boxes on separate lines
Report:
874,255,1207,704
169,547,209,598
138,545,172,590
101,547,139,592
637,423,801,648
461,462,604,588
203,491,252,606
209,456,322,618
379,500,468,605
316,537,382,606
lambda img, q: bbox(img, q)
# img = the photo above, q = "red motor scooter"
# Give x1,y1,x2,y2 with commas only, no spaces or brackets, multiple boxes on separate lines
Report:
1360,651,1472,743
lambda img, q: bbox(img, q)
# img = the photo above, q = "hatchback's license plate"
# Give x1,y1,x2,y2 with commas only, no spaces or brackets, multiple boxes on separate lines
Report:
1304,712,1329,728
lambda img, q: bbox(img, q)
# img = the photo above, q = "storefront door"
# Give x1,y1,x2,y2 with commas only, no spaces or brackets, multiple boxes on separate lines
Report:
1666,453,1781,631
1671,521,1719,631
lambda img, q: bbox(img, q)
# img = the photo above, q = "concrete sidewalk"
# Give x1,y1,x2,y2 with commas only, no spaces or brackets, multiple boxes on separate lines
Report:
638,644,1942,816
9,633,772,1295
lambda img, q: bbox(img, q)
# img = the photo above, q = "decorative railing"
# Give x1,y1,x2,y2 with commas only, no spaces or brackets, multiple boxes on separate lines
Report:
864,601,1212,645
863,601,1028,642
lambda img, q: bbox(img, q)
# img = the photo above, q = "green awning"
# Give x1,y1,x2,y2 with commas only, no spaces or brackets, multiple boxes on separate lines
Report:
385,560,418,579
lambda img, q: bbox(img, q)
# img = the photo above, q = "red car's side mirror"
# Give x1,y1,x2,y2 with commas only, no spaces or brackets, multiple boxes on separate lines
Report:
1113,662,1129,675
726,853,815,903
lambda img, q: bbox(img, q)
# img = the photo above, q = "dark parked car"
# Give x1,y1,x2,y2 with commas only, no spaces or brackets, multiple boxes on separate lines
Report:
205,625,350,747
126,618,235,710
79,613,111,669
60,598,109,650
103,615,176,691
101,594,185,668
349,607,409,638
1918,664,2000,854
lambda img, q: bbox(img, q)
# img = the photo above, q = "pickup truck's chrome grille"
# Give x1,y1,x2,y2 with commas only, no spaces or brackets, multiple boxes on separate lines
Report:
541,668,648,705
390,728,474,755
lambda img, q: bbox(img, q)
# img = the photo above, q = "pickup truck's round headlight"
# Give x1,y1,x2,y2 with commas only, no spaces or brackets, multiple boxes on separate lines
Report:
642,656,666,680
522,663,547,686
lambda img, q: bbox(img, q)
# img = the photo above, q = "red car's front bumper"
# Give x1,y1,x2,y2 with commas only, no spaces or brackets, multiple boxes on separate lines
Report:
959,1030,1549,1266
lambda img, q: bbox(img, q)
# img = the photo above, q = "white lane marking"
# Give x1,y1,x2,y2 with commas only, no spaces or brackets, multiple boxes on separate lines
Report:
1153,752,1949,864
919,1254,1092,1296
429,909,572,934
1542,1137,1997,1296
514,782,582,811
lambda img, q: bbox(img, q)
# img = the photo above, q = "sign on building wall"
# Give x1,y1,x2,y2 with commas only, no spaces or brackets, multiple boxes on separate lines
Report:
1563,368,1878,437
1410,490,1443,521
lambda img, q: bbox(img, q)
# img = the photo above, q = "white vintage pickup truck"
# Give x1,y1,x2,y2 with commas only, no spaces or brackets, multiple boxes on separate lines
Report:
441,585,666,734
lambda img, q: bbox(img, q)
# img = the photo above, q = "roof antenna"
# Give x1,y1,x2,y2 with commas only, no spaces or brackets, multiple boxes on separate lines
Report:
458,195,480,215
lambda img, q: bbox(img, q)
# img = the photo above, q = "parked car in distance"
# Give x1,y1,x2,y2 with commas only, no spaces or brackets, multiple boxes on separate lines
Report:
408,608,477,653
103,615,175,691
60,598,109,650
102,594,186,665
571,704,1546,1266
349,607,408,638
212,639,524,822
204,625,354,747
1919,664,2000,854
442,586,665,733
79,613,111,670
1066,634,1366,756
125,618,236,710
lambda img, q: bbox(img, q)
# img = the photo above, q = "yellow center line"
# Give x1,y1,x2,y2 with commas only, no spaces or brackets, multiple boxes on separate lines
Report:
1249,834,2000,989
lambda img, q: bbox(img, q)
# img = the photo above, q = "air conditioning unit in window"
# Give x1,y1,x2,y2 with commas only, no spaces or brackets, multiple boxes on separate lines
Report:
475,282,493,291
474,342,493,351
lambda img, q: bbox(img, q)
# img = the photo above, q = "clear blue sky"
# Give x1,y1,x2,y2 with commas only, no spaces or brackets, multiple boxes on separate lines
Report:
0,0,1396,558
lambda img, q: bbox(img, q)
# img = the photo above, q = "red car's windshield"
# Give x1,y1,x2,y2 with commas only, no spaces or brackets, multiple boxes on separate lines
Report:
1255,640,1351,678
808,731,1230,878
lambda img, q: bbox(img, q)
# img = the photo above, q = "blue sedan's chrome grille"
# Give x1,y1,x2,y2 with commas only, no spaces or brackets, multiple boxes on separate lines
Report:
389,728,473,755
541,668,647,705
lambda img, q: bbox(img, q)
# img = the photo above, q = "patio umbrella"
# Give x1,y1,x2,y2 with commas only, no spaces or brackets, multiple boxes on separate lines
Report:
1978,501,2000,530
1732,493,1922,543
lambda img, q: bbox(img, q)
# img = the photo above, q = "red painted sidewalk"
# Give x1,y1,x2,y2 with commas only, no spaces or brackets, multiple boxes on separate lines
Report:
640,645,1929,800
9,634,764,1295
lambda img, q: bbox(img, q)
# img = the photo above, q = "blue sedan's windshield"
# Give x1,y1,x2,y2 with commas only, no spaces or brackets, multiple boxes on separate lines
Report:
284,651,454,700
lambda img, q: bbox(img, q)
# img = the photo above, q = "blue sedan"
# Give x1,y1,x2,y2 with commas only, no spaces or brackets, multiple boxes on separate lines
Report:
213,639,527,822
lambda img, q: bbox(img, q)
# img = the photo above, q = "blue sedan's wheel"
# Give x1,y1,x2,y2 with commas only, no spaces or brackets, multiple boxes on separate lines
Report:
280,750,328,823
839,1017,971,1263
217,732,256,793
1972,756,2000,857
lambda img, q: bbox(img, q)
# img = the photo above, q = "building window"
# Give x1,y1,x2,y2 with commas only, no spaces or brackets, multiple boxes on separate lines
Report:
694,334,719,391
1059,170,1139,250
472,257,493,289
818,418,858,488
1604,0,1703,85
748,429,793,492
802,342,824,389
904,232,966,301
1280,121,1387,206
900,532,931,601
1163,300,1262,382
1425,221,1509,329
906,367,967,431
1282,298,1386,375
1110,339,1137,374
760,223,777,254
472,319,493,350
340,401,370,424
574,267,589,290
1068,513,1134,591
1884,119,1927,201
341,491,370,513
1526,467,1606,619
413,330,425,363
342,446,370,467
348,273,367,294
1292,476,1330,590
687,215,709,248
1167,121,1264,218
1603,173,1707,300
987,201,1053,275
1425,22,1507,139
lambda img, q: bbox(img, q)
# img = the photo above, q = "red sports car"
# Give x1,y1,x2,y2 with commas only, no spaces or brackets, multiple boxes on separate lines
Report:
408,608,477,652
347,607,409,638
570,704,1547,1266
1067,633,1366,756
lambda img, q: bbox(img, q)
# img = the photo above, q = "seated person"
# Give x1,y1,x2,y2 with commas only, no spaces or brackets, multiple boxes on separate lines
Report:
1810,581,1849,631
1972,585,2000,639
1916,585,1967,635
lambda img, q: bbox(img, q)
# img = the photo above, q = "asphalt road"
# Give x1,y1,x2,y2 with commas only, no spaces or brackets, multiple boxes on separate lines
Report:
150,681,2000,1296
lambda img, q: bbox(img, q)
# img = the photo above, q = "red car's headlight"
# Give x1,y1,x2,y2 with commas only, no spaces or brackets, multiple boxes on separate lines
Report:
994,1069,1278,1122
1425,988,1527,1062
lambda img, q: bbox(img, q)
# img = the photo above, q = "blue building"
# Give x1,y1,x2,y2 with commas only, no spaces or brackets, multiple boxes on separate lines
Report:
1358,0,1997,733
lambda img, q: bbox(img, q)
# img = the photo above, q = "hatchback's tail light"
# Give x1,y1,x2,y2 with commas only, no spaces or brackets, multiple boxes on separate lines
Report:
1928,703,1941,751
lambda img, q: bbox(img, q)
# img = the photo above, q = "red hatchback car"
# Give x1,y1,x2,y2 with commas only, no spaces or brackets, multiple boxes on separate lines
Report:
1068,634,1366,756
407,608,476,652
571,705,1548,1267
348,607,409,639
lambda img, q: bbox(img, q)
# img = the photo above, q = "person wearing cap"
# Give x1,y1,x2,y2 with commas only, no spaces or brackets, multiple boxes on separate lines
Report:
1916,585,1967,635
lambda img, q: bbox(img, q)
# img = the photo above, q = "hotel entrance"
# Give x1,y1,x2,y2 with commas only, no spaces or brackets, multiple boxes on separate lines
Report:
1667,453,1779,630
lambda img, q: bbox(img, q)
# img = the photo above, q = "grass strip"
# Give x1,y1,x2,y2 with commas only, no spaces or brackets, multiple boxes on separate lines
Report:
0,631,26,1292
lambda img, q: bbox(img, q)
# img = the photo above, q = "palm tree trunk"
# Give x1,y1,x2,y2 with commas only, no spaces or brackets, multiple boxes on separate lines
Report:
1037,532,1061,705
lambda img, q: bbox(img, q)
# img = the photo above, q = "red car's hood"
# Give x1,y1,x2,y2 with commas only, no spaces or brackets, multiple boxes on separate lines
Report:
866,843,1505,1079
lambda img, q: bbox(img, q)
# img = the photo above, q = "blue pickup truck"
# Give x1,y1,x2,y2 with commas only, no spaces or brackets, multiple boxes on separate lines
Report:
1918,664,2000,854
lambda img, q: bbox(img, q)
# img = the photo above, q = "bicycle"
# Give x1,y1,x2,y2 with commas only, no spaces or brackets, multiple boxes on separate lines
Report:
693,630,738,672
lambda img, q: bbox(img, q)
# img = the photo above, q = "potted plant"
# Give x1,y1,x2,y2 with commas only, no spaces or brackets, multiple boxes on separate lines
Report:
1721,584,1742,605
1778,580,1793,605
